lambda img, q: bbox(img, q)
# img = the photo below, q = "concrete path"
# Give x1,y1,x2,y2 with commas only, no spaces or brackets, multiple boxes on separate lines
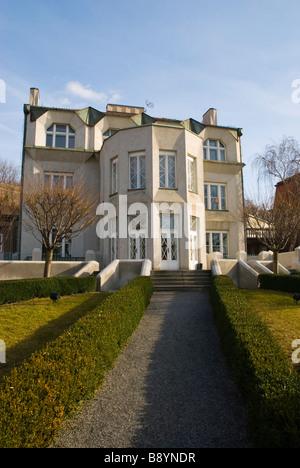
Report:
53,291,252,448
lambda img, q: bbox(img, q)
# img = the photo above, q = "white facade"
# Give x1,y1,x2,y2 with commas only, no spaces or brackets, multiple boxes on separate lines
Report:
20,88,246,270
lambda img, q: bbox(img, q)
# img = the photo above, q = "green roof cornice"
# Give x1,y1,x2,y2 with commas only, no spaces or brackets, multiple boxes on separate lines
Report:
181,118,205,135
76,107,105,126
130,113,156,126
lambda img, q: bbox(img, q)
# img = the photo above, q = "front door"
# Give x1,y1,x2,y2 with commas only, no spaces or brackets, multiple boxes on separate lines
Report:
160,213,179,270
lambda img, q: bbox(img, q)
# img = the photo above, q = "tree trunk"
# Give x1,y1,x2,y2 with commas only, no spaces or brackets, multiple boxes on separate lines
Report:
273,250,279,275
44,249,53,278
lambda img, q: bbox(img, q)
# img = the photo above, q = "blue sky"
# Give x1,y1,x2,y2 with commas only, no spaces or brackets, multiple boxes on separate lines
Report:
1,0,300,197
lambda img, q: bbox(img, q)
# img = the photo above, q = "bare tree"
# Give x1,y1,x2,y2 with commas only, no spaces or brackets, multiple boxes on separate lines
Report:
245,136,300,273
22,173,99,277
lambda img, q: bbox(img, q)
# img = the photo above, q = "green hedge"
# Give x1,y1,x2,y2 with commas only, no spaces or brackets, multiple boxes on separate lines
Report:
210,275,300,448
0,276,97,304
0,276,153,448
259,274,300,293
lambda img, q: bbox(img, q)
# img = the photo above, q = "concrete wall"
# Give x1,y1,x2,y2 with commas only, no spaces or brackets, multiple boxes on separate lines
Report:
0,260,99,280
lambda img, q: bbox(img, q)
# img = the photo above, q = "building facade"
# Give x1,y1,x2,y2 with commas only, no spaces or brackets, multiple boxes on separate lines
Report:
20,88,246,270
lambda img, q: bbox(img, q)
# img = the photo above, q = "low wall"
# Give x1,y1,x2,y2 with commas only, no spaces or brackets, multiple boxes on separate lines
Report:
98,259,152,291
211,258,259,289
0,261,99,280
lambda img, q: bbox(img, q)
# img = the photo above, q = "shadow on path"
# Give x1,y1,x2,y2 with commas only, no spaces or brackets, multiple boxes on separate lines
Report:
130,292,251,448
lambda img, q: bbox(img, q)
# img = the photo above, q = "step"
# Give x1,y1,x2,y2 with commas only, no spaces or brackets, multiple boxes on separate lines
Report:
150,270,212,292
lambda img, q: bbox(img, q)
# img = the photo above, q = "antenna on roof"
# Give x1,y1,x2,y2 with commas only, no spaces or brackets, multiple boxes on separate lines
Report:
145,100,154,112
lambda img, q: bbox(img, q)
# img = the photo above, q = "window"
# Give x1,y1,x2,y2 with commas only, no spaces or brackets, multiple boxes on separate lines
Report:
203,140,225,161
44,172,73,189
130,153,146,189
103,129,118,139
111,158,118,194
188,156,196,192
159,153,176,189
46,124,75,149
206,232,228,258
204,184,226,210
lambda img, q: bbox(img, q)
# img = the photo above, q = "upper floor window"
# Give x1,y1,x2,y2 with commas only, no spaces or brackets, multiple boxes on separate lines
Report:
130,153,146,190
159,152,176,189
203,139,225,161
204,183,226,210
187,156,196,192
46,124,75,149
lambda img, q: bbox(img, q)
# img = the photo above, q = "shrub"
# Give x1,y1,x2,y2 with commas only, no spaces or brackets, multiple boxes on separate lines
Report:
0,276,97,304
259,274,300,293
210,275,300,448
0,276,153,448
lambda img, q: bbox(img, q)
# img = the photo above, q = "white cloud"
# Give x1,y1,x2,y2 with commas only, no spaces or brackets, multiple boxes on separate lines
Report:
65,81,120,104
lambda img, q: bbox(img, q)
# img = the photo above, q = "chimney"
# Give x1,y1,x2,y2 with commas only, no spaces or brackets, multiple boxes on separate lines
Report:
30,88,40,106
202,108,217,126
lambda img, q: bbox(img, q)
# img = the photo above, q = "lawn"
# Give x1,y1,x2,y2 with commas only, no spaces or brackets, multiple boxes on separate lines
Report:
241,289,300,368
0,291,110,380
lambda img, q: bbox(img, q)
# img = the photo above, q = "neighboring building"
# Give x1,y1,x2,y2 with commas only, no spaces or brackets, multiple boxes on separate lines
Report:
20,87,246,270
275,173,300,251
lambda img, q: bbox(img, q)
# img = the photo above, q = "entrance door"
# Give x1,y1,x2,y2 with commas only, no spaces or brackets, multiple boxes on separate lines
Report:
160,213,179,270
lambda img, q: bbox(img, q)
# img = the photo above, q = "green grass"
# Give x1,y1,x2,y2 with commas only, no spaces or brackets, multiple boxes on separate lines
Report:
241,289,300,366
0,292,110,380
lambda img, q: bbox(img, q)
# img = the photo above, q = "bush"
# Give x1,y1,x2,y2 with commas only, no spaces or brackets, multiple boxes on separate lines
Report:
0,276,153,448
259,274,300,293
210,275,300,448
0,276,97,304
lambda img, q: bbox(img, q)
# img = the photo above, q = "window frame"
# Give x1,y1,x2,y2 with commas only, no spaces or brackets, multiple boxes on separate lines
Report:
203,139,226,162
46,124,75,149
187,155,197,193
206,231,229,258
129,152,146,190
44,172,73,190
159,152,176,189
204,183,227,211
111,158,118,194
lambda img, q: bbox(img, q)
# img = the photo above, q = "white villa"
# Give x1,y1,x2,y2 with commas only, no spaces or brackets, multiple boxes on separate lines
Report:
20,88,246,272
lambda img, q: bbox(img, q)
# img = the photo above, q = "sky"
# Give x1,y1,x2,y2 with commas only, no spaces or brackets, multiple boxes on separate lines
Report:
1,0,300,198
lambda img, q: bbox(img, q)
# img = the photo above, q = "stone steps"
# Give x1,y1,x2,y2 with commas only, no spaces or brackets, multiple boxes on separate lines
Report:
151,270,212,292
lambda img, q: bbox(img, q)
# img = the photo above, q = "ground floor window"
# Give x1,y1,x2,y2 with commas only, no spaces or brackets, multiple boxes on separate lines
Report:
206,231,228,258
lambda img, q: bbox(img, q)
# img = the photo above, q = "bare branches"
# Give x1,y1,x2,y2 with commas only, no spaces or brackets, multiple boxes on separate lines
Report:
246,137,300,273
254,136,300,186
22,172,98,276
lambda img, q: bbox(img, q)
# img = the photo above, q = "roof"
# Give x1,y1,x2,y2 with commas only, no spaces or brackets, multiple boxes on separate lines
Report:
24,103,242,136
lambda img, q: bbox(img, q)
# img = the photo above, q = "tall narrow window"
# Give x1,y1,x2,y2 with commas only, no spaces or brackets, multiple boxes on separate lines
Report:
204,184,226,210
159,153,176,189
206,232,228,258
130,153,146,189
46,124,75,149
111,158,118,194
203,140,226,161
188,156,196,192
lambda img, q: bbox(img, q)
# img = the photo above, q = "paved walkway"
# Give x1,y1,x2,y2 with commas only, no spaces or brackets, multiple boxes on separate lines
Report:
53,291,252,448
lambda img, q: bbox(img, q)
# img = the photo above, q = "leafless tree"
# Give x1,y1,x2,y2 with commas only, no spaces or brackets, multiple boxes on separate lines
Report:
245,136,300,273
22,173,99,277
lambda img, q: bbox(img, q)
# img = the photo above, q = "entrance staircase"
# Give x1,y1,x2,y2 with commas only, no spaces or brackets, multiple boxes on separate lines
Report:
150,270,212,292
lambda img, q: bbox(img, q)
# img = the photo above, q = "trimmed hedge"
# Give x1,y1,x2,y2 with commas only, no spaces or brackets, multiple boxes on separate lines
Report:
0,276,97,304
259,273,300,293
0,276,153,448
210,275,300,448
